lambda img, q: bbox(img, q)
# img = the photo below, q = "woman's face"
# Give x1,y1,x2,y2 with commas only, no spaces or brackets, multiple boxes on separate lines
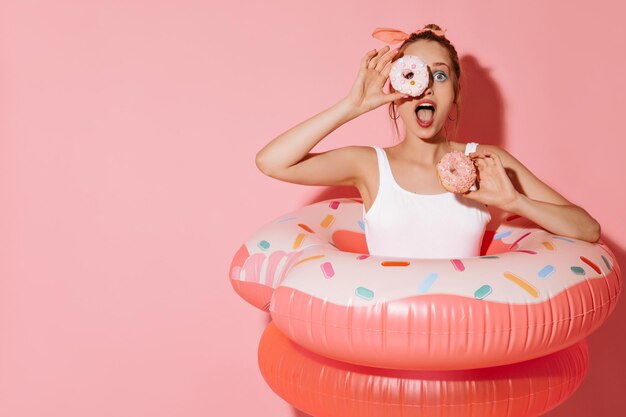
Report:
393,40,456,140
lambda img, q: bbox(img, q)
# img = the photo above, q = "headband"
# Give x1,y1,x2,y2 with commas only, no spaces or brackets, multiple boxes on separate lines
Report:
371,26,447,44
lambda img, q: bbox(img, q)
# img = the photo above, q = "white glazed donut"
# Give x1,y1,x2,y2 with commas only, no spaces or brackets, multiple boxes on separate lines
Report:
389,55,429,96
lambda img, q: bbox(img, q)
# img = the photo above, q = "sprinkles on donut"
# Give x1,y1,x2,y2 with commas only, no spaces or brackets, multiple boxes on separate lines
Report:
436,150,477,193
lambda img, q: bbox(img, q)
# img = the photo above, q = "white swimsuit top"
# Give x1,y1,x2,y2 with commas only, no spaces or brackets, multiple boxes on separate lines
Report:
362,142,491,259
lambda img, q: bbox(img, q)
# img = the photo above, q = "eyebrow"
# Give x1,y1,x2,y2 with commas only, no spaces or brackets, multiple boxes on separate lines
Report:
432,62,450,69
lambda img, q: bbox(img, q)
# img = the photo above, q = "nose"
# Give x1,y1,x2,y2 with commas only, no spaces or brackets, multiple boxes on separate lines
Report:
422,81,434,97
422,70,435,96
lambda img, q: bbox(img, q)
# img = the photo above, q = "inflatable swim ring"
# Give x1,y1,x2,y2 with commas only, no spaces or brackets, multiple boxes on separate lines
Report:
258,320,589,417
230,198,621,370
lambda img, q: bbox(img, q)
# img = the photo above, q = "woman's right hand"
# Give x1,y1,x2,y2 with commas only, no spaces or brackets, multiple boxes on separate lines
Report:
342,45,410,116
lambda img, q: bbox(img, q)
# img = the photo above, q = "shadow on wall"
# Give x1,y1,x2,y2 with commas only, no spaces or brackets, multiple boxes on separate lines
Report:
256,54,624,417
455,55,504,146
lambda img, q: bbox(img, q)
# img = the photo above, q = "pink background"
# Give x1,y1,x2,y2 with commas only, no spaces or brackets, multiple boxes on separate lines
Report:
1,1,625,416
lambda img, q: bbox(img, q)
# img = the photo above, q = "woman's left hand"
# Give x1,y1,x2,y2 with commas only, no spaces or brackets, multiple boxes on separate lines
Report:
463,151,520,210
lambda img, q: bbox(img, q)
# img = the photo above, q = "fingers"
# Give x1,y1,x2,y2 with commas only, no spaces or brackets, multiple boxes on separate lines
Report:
471,151,508,185
360,47,385,73
470,151,496,167
469,151,492,159
368,45,399,70
361,48,384,72
382,50,403,79
387,92,411,104
361,49,378,71
473,158,486,169
378,49,399,72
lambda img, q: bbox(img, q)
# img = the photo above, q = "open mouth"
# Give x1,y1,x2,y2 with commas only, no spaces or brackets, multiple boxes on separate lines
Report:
415,104,435,123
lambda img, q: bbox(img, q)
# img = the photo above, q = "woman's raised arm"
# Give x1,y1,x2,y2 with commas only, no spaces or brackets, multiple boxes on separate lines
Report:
256,45,406,187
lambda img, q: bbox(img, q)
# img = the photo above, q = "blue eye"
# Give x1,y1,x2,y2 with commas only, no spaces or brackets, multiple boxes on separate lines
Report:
434,71,448,82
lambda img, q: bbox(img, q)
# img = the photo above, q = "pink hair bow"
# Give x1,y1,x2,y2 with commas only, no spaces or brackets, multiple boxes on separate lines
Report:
371,26,447,44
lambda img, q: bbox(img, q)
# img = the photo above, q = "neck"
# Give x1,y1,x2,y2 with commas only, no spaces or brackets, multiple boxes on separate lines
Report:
394,132,452,165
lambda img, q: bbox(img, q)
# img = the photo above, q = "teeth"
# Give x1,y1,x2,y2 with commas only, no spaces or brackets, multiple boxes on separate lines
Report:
416,104,435,113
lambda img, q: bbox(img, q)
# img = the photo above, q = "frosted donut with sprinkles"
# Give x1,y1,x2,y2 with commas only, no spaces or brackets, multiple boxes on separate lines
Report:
437,150,478,193
389,55,430,97
229,198,621,370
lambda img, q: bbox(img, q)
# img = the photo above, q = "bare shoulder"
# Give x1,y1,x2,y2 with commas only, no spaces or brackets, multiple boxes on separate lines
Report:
308,144,374,164
474,143,499,155
473,143,574,206
349,145,377,181
306,144,376,186
347,146,378,211
336,144,376,166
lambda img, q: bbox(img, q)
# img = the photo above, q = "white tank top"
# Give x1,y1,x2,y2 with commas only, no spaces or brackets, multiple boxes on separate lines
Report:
362,142,491,259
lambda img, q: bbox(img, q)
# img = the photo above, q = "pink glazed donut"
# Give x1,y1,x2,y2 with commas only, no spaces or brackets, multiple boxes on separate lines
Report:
437,150,477,193
389,55,429,96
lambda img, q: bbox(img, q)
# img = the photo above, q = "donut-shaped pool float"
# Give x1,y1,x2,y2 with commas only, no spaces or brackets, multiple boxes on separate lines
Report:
389,55,430,97
230,198,621,370
258,320,589,417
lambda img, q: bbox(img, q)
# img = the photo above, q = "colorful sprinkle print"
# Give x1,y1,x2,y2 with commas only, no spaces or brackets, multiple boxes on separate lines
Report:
510,232,532,250
355,286,374,300
494,231,512,240
329,201,340,210
274,216,296,224
450,259,465,271
553,236,575,243
538,265,555,279
298,224,315,233
580,256,601,274
293,233,306,249
601,255,612,271
258,240,270,251
474,285,493,299
381,261,410,267
570,266,585,275
320,262,335,279
503,272,539,298
542,241,556,250
320,215,335,229
293,254,325,267
418,272,438,293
